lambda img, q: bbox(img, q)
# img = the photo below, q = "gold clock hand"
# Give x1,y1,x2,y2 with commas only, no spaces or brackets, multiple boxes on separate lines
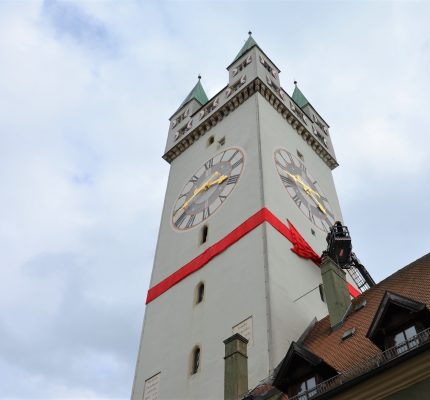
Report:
285,170,327,214
205,174,227,189
181,172,220,210
305,188,327,214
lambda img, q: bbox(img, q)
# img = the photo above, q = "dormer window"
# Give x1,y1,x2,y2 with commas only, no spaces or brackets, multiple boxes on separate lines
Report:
367,291,430,352
273,343,337,398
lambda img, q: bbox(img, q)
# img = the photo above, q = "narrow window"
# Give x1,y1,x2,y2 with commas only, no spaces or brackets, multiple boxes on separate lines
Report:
311,229,316,236
191,347,200,375
207,135,215,147
196,282,205,304
218,136,226,147
297,150,304,162
318,284,325,302
200,225,208,244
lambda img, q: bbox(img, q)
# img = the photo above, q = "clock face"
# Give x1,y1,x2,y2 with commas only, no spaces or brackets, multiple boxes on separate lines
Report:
274,148,336,232
172,148,245,230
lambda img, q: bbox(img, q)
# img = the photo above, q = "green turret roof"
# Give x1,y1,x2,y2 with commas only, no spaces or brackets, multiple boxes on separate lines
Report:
292,83,310,108
232,33,258,64
179,79,208,109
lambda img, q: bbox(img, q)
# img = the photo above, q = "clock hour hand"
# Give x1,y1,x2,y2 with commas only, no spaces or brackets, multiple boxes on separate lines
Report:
180,172,221,211
205,174,227,189
306,190,327,214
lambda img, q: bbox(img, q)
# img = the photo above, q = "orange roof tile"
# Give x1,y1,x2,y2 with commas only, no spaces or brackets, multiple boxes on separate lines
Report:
303,252,430,373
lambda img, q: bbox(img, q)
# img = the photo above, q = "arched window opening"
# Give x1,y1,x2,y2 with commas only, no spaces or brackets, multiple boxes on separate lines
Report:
319,284,325,303
191,346,200,375
207,136,215,147
196,282,205,304
200,225,208,244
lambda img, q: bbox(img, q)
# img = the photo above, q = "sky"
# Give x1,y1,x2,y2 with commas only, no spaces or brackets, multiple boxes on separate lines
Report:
0,0,429,398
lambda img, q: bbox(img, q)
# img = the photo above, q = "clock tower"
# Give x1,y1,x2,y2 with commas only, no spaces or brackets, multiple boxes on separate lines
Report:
132,34,359,400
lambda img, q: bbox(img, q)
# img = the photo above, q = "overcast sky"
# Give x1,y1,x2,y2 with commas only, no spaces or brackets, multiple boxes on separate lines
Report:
1,0,429,398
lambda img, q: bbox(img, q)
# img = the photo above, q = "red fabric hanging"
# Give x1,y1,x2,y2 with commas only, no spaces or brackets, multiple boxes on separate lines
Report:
146,208,359,304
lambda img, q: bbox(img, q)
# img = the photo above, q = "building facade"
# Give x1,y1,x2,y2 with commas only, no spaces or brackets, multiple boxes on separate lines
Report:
132,35,364,400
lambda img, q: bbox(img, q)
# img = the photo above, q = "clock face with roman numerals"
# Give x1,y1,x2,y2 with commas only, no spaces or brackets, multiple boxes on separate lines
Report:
172,148,245,230
274,148,336,232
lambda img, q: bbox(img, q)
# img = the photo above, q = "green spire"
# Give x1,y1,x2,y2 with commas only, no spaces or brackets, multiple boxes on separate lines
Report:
232,31,258,64
292,82,310,108
179,77,209,109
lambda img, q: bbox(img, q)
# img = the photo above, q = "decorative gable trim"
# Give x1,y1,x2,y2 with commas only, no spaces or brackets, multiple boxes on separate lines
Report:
366,291,428,347
273,342,337,393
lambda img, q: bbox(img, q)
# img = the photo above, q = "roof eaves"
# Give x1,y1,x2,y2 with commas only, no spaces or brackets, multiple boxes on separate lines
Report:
273,342,324,389
366,291,427,340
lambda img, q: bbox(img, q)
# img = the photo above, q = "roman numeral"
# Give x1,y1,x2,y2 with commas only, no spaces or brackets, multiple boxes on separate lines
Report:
185,214,195,228
276,160,285,169
229,150,239,161
285,152,294,164
321,218,330,232
190,175,199,183
203,207,211,219
219,195,227,203
175,212,187,228
281,175,294,186
205,159,213,170
292,194,302,207
227,174,239,185
231,158,243,169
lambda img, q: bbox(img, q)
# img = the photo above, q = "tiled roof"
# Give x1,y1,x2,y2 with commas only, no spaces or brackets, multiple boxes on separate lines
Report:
244,252,430,399
303,252,430,373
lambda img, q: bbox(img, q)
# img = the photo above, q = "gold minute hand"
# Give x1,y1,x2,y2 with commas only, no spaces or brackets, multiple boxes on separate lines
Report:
285,171,327,214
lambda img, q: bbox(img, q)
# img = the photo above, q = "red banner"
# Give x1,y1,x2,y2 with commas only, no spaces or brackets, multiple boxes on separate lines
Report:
146,208,359,304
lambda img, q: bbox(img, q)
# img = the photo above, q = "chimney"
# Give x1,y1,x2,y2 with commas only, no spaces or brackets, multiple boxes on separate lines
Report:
223,333,249,400
321,255,352,329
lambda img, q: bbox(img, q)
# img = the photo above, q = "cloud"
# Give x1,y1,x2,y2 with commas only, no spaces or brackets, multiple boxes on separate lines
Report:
41,0,118,56
1,1,430,398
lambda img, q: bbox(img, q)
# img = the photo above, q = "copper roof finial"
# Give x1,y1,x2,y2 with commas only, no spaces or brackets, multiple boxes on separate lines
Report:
198,74,201,80
248,30,252,36
294,80,298,85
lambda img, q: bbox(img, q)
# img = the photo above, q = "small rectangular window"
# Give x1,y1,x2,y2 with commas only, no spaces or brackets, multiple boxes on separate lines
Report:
297,150,304,161
341,327,356,341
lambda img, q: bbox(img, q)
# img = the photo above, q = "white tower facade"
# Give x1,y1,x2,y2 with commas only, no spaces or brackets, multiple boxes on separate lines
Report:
132,35,357,400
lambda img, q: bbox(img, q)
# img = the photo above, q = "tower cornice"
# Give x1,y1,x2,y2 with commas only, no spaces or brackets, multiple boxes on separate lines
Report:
163,77,338,170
